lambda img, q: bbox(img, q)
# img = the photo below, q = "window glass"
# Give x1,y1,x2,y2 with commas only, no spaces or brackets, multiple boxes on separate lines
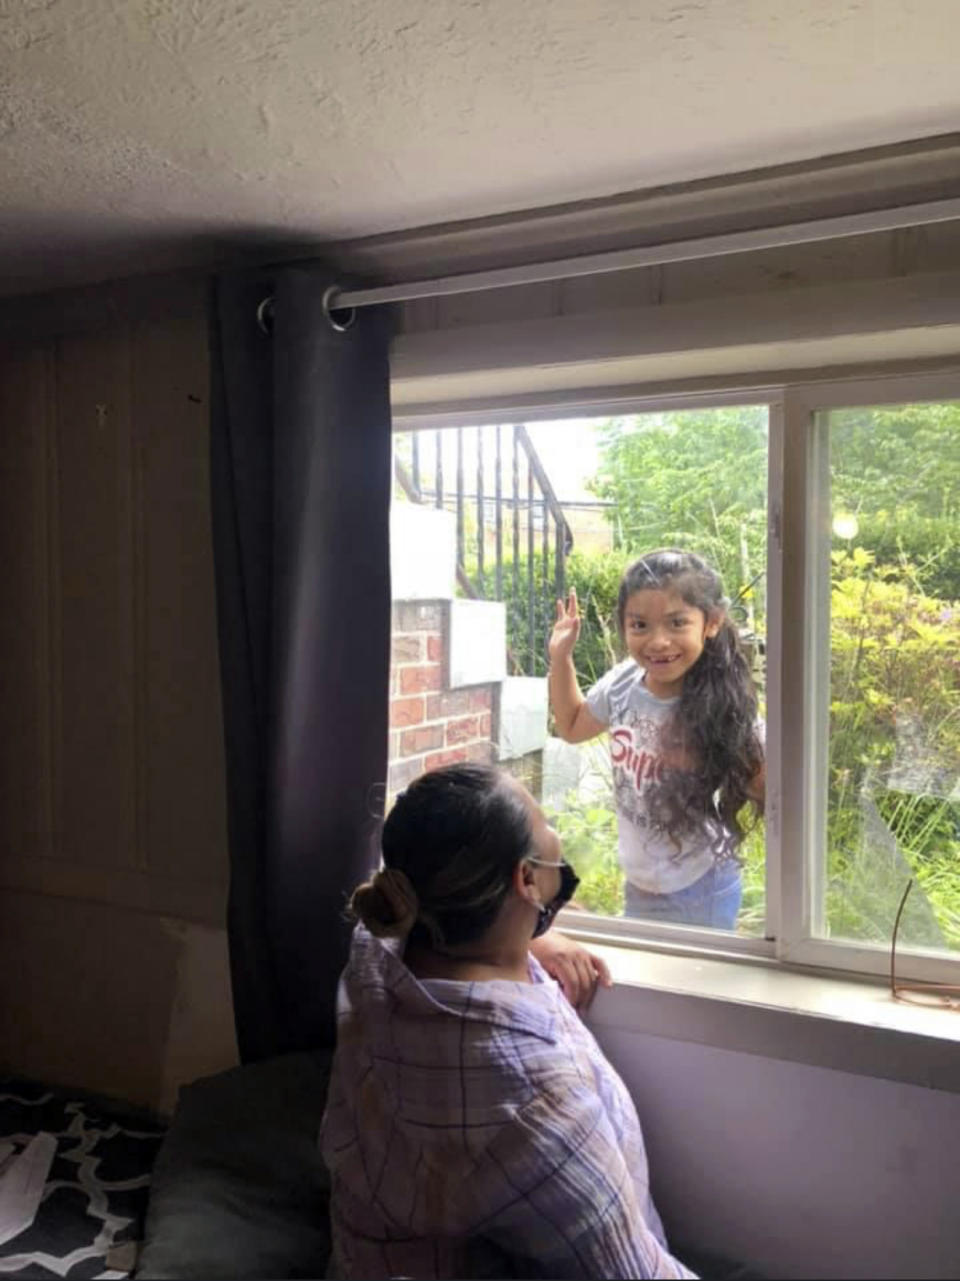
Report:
816,402,960,954
390,409,769,935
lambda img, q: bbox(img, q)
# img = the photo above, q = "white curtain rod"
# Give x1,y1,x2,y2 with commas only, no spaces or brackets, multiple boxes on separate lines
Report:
327,196,960,312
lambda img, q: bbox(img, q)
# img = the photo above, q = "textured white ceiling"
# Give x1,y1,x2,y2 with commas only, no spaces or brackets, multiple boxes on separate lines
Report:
1,0,959,295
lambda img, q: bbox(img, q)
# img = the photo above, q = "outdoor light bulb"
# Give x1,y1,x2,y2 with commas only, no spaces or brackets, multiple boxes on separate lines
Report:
832,512,859,540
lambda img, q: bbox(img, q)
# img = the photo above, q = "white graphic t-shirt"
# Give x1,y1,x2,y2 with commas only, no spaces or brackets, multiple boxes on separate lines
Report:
586,659,736,894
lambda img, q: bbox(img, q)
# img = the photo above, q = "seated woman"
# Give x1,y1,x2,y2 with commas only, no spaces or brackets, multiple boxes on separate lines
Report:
320,764,694,1280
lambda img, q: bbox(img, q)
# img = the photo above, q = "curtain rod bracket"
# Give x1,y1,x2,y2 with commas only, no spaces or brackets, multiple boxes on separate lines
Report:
255,289,356,334
256,295,274,335
323,285,356,333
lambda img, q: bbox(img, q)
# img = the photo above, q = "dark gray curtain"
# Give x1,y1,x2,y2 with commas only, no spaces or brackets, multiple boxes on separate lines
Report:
210,265,392,1061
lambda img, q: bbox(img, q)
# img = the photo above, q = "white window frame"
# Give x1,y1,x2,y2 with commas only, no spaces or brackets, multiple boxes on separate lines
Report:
396,367,960,986
775,369,960,986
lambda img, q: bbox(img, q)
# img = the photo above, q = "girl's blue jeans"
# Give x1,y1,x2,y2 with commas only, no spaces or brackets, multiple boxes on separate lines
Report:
623,860,742,930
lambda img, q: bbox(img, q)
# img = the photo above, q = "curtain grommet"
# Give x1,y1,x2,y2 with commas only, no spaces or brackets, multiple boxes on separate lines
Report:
322,285,357,333
256,295,274,335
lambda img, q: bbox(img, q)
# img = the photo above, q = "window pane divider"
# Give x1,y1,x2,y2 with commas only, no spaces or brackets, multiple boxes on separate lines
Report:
777,387,814,962
763,394,785,945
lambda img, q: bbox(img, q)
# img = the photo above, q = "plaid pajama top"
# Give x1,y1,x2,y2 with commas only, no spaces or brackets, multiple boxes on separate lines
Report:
320,925,694,1279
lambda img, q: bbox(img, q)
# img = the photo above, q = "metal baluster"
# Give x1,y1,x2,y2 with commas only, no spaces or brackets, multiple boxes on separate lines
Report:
542,496,549,649
435,430,443,509
527,460,535,675
494,425,503,600
411,431,421,498
476,428,485,585
456,427,464,573
512,428,519,614
555,518,566,607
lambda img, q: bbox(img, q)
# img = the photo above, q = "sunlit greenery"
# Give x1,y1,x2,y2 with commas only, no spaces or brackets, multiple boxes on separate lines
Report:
825,547,960,948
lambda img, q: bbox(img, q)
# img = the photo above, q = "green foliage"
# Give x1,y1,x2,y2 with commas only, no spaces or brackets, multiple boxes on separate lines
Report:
563,550,629,688
589,406,769,609
842,513,960,603
825,549,960,948
737,819,767,936
477,549,630,688
829,402,960,523
547,798,623,917
829,402,960,601
587,399,960,612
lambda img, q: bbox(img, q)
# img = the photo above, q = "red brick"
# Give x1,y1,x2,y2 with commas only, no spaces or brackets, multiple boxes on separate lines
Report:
399,665,442,694
424,748,468,771
401,724,445,756
389,756,424,792
479,712,492,736
390,696,425,728
392,633,423,663
425,694,442,719
466,741,494,764
446,715,480,745
431,689,472,717
468,688,492,712
426,634,444,663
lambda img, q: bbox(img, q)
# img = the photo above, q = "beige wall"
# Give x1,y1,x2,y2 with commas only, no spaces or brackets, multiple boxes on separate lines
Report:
594,1021,960,1281
0,303,238,1112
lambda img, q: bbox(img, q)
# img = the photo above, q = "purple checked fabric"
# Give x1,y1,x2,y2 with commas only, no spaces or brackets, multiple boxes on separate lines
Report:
321,925,694,1280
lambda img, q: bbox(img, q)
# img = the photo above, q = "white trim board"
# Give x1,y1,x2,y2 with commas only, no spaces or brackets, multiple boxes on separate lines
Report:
391,270,960,409
579,939,960,1095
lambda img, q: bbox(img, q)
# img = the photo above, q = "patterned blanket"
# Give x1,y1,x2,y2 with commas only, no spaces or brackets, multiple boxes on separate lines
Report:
0,1078,165,1279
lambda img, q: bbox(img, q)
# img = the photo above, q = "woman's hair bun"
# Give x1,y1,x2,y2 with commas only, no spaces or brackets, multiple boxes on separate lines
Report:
348,764,534,950
349,867,419,938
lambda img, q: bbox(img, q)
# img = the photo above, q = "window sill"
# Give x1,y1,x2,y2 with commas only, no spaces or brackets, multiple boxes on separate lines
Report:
570,934,960,1095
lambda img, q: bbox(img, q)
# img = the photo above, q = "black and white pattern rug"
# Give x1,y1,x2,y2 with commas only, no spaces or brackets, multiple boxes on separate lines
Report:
0,1078,166,1279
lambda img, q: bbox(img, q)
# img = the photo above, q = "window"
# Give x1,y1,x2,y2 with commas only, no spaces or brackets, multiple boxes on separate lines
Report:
390,370,960,987
778,378,960,986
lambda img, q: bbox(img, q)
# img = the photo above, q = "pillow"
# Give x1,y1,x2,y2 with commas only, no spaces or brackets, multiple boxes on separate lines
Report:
136,1050,333,1280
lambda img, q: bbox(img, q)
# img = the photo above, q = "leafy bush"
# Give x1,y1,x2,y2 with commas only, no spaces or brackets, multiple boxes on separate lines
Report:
476,548,629,688
825,548,960,947
737,820,767,936
548,797,623,917
589,406,769,612
849,512,960,603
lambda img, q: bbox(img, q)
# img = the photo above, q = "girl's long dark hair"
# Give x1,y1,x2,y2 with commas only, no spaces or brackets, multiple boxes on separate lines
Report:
617,549,764,857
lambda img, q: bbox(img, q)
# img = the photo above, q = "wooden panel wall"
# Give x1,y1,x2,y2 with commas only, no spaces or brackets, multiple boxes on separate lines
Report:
0,308,228,925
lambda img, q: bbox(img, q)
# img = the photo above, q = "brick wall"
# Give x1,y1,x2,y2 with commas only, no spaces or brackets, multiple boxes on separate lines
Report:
388,601,495,796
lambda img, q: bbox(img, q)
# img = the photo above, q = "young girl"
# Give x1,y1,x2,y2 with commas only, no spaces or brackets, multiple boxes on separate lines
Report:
549,548,764,929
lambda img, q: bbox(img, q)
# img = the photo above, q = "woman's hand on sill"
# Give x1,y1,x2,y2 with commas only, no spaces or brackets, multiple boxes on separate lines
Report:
530,931,614,1011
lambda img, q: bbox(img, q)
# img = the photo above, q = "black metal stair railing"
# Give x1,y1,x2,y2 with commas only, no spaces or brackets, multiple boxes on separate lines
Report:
394,424,574,675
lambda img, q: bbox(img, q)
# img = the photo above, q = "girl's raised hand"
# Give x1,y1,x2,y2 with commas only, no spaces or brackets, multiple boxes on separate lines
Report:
548,589,581,664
